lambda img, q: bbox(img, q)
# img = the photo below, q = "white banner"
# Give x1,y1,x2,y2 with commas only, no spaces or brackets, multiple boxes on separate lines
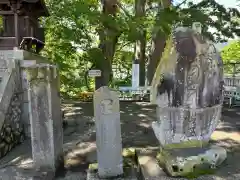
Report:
132,64,139,89
88,69,101,77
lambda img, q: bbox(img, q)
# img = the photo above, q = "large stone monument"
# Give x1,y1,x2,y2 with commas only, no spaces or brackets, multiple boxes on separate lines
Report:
0,0,64,178
150,24,226,177
0,0,49,158
26,64,63,172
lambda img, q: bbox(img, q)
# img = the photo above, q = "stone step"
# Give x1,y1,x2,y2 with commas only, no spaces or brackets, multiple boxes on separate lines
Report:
136,147,172,179
87,148,138,180
136,146,229,180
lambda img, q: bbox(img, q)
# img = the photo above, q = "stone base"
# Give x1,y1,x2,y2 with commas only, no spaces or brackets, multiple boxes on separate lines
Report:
87,148,138,180
157,145,227,177
87,165,137,180
136,147,228,179
136,147,169,179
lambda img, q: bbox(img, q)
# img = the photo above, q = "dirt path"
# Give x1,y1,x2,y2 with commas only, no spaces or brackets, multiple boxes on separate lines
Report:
59,102,240,179
0,102,239,179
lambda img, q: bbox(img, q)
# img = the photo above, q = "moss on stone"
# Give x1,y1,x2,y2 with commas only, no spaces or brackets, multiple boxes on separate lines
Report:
156,149,216,178
162,140,208,150
183,168,215,179
122,148,135,157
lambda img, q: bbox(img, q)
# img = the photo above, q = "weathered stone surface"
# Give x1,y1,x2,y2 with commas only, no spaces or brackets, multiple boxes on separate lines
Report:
152,105,222,147
0,50,54,161
0,51,24,160
0,92,24,159
87,163,137,180
158,145,227,177
27,64,63,172
149,25,226,178
17,50,50,138
94,86,123,178
150,25,224,145
0,71,16,131
136,147,228,180
136,147,167,179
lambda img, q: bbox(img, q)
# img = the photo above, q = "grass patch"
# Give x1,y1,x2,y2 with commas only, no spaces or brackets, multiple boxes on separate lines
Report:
183,168,216,179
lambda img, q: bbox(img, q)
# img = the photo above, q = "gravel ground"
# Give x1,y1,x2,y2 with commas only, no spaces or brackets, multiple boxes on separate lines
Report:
0,101,239,180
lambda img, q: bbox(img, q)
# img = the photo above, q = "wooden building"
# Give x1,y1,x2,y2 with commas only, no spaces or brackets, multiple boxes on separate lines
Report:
0,0,49,53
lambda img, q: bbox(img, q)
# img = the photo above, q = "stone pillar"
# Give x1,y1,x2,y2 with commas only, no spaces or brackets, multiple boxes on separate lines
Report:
20,60,44,137
94,86,123,178
26,64,63,172
12,49,50,138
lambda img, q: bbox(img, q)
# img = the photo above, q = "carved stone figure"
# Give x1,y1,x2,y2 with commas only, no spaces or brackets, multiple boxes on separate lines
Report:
152,25,226,177
156,28,224,108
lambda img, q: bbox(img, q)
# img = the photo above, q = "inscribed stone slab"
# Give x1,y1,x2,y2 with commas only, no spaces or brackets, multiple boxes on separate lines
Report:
94,86,123,178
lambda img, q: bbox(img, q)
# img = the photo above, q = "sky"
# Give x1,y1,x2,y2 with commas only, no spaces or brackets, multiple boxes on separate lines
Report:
173,0,239,50
173,0,239,8
193,0,238,8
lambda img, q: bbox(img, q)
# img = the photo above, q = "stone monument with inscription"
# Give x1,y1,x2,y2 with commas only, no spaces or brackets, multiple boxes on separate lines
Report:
91,86,123,178
26,64,63,172
150,23,227,177
0,0,64,179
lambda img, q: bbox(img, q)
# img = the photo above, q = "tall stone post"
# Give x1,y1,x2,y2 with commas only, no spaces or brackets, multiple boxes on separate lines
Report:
93,86,123,178
26,63,63,173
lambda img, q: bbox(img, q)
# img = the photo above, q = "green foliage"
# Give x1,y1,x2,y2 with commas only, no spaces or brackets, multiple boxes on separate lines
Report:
222,41,240,63
42,0,240,98
0,16,3,34
221,41,240,74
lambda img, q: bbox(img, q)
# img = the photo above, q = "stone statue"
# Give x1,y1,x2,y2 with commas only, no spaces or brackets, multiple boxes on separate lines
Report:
156,28,224,108
151,24,226,177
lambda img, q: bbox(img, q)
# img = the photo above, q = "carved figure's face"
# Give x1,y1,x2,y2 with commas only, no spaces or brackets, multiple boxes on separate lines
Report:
174,29,197,64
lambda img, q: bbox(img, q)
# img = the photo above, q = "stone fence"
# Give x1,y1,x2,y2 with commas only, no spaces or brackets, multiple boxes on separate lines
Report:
0,55,24,158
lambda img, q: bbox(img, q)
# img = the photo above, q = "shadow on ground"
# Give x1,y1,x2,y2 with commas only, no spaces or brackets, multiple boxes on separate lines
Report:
62,101,159,149
60,102,240,178
0,101,240,179
56,101,159,177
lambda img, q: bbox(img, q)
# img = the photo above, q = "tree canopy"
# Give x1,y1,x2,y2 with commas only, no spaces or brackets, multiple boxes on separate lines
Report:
222,41,240,63
41,0,240,98
221,40,240,74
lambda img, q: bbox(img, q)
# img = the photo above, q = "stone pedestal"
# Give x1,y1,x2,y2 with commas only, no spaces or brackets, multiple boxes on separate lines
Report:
87,148,137,180
152,105,227,177
87,165,137,180
93,86,123,178
26,64,63,172
157,146,226,177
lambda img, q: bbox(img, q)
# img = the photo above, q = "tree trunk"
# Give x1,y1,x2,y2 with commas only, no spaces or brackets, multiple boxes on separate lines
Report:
147,0,171,85
134,0,146,86
95,0,119,90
